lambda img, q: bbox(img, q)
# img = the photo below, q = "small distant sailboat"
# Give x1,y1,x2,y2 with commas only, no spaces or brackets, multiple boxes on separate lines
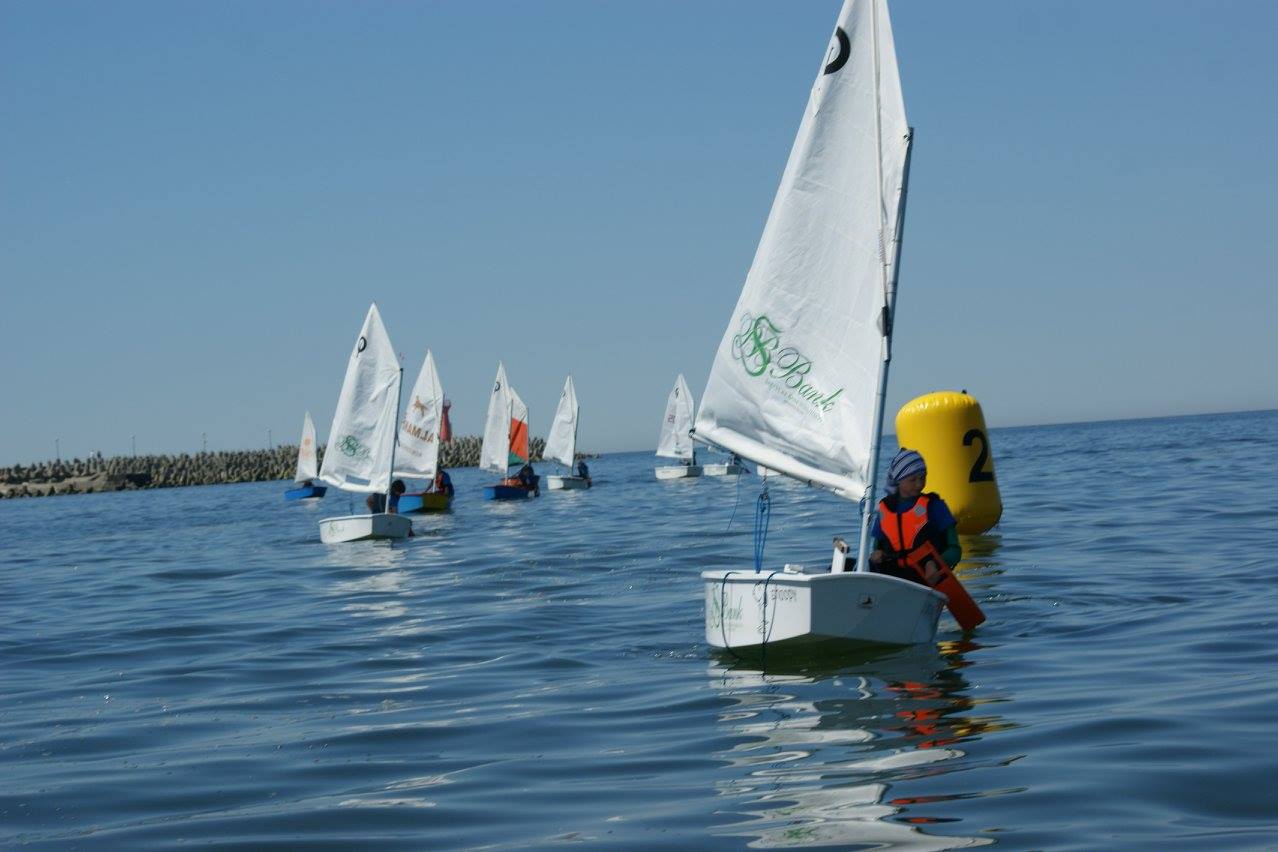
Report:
481,362,538,500
395,350,452,513
544,375,590,491
704,456,747,477
655,374,702,479
697,0,950,652
284,411,327,499
317,304,412,543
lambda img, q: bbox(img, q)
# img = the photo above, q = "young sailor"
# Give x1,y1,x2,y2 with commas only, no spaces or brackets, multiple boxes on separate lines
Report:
511,462,539,495
367,478,407,514
869,449,962,585
432,468,454,497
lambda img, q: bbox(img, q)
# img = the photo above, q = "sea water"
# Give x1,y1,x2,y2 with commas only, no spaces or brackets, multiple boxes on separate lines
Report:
2,410,1276,849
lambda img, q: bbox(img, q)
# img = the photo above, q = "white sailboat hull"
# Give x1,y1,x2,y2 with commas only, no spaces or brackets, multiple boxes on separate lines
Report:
656,465,703,480
319,513,412,544
704,463,745,476
546,475,590,490
703,568,945,652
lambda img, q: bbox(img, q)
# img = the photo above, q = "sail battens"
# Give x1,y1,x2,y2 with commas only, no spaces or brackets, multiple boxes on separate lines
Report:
694,0,908,500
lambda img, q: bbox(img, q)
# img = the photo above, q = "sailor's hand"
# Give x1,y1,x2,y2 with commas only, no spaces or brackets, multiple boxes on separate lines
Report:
922,560,941,582
869,550,884,564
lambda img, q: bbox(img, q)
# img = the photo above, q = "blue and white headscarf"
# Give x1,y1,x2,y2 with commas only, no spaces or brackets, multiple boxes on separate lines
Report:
885,448,926,494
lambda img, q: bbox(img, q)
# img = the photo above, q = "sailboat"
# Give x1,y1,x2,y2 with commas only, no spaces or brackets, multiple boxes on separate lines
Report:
317,303,412,543
284,411,326,500
544,375,590,490
655,374,702,479
394,350,452,513
703,455,747,477
696,0,949,651
480,362,538,500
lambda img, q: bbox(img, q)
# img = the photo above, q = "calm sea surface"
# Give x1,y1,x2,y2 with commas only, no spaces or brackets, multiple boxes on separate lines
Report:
3,410,1277,850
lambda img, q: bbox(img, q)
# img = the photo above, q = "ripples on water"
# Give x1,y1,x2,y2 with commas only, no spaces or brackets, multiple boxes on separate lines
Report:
2,411,1277,849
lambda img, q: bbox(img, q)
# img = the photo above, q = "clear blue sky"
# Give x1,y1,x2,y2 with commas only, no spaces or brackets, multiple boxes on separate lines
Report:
3,1,1275,465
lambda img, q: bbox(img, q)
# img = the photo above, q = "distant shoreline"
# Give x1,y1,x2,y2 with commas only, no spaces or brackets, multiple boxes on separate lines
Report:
0,436,553,499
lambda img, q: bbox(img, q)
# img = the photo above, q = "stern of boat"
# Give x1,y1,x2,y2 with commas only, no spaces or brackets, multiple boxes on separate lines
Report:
704,463,745,477
656,465,703,480
546,475,590,490
319,513,413,543
703,568,945,652
400,492,452,513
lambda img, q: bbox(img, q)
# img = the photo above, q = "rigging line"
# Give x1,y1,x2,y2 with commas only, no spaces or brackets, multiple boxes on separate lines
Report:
720,571,742,661
725,464,745,531
753,484,771,575
759,570,781,667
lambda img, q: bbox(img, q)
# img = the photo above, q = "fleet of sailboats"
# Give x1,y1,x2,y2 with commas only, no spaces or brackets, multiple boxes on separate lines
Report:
282,0,981,656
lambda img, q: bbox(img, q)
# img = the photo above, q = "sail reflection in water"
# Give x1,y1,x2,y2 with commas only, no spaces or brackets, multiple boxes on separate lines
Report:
707,644,1015,848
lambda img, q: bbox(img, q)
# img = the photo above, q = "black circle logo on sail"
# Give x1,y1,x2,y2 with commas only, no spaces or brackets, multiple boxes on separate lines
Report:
823,27,850,75
357,336,367,353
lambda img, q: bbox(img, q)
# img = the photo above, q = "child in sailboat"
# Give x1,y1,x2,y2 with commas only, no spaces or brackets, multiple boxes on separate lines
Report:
512,462,539,494
868,449,962,585
367,479,407,514
576,459,591,482
432,468,454,497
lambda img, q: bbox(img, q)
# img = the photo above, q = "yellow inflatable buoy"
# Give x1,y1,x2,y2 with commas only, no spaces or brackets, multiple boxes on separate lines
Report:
894,391,1002,534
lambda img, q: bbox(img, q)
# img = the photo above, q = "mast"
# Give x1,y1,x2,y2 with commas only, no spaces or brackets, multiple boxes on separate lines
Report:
569,376,579,474
385,366,404,510
853,128,914,573
570,403,579,475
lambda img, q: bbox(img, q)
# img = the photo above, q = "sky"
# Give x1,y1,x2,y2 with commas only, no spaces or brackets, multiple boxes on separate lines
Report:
3,1,1276,465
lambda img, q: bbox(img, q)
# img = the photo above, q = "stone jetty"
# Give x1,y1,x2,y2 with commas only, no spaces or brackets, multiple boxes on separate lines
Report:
0,436,547,499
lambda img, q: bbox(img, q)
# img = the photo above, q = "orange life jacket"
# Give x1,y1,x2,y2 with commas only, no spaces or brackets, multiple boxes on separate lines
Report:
878,492,944,564
877,493,986,631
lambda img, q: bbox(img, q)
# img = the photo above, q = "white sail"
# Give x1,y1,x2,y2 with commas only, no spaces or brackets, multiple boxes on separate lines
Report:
319,303,402,494
295,411,319,483
480,362,511,475
694,0,909,500
394,350,443,481
656,374,696,460
543,375,579,469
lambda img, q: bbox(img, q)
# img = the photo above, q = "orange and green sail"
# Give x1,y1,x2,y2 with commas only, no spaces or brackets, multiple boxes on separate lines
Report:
508,416,529,465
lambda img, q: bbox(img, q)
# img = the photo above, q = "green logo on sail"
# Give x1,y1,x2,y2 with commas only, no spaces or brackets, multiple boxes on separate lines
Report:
337,434,371,461
731,313,844,414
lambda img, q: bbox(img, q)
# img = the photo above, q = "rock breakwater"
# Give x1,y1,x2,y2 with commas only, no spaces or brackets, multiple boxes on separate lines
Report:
0,436,547,499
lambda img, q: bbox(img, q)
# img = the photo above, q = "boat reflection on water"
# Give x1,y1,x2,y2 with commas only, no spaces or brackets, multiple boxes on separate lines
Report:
708,641,1014,849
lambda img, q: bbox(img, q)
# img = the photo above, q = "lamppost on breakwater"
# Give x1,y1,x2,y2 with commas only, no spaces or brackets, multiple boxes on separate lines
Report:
55,438,60,462
202,432,207,454
132,435,136,458
267,428,272,451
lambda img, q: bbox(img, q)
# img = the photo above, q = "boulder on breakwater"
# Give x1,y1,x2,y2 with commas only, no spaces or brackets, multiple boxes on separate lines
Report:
0,436,547,499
